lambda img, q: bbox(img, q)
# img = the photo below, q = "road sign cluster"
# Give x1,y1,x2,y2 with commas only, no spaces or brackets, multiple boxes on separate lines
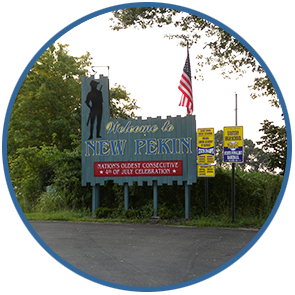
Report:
197,126,244,177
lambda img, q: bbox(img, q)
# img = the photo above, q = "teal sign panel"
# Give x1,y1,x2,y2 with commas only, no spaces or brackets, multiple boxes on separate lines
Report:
81,75,197,186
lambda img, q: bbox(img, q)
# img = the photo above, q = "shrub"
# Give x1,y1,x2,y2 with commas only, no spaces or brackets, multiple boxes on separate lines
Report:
52,148,92,210
35,187,66,212
158,207,174,220
124,209,141,219
94,207,113,219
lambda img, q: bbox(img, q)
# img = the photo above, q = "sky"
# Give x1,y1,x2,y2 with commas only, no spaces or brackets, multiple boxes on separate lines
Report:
57,12,283,144
1,1,294,295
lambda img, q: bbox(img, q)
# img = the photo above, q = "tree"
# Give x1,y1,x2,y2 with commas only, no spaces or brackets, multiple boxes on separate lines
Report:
214,130,224,168
110,84,139,119
7,43,140,211
240,139,269,172
111,8,287,173
110,7,278,107
8,43,140,155
8,43,92,154
257,120,287,174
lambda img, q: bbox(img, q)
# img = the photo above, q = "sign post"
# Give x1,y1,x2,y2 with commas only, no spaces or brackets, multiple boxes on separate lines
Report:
124,183,129,211
223,124,244,222
153,180,158,218
184,181,190,219
197,128,215,217
92,184,100,216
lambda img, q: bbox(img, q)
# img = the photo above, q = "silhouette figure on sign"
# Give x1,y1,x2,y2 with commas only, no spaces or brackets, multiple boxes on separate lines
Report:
85,80,103,140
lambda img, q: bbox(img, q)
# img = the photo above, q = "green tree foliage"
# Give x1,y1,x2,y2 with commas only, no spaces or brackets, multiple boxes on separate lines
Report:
110,84,139,119
7,43,140,211
94,168,282,219
214,130,224,167
111,7,287,175
214,130,268,172
7,38,284,221
111,7,278,106
8,43,140,154
257,120,287,174
8,43,92,154
9,145,60,211
240,139,269,172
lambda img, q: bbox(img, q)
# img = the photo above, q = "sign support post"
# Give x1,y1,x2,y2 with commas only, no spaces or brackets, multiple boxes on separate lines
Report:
231,93,237,223
223,123,243,223
223,94,243,223
231,163,235,222
185,181,190,219
153,180,158,217
124,183,129,211
205,177,209,217
197,128,215,217
92,184,100,216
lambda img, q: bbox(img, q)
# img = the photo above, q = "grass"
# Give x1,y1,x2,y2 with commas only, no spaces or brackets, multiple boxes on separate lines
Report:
25,210,264,229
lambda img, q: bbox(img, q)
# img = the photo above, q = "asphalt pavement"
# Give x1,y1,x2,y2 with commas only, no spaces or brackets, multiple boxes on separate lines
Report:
29,221,258,287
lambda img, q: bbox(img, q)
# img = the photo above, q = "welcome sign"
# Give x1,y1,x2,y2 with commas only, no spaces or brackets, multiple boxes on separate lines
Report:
81,75,197,187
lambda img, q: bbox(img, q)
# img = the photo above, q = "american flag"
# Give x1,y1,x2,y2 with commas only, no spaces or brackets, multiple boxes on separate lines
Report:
178,47,193,115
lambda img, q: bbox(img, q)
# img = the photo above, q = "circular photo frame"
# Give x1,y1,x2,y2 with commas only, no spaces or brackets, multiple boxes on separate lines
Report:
2,2,292,293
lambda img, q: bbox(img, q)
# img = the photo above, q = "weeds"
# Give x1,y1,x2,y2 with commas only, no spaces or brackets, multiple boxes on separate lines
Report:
26,209,264,229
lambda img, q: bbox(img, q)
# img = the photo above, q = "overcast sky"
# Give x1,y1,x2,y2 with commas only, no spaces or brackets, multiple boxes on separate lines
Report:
57,12,283,144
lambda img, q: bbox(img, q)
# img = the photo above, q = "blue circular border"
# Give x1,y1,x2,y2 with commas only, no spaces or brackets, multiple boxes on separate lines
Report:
2,2,292,292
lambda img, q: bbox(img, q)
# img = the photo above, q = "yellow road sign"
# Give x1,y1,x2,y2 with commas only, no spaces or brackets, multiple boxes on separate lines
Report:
223,126,244,163
197,165,215,177
197,128,215,164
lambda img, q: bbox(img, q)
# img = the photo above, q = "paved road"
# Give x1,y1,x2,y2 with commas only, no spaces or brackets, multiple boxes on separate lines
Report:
30,221,258,287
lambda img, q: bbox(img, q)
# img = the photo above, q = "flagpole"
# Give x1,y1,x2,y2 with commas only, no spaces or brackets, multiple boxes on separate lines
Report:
186,42,190,63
